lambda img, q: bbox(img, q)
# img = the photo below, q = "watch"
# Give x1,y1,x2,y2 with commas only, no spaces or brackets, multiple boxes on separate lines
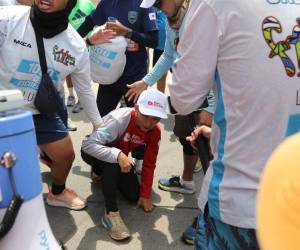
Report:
125,28,133,39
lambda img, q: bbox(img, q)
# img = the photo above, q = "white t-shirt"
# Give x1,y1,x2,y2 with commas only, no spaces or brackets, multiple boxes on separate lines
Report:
169,0,300,228
0,6,102,125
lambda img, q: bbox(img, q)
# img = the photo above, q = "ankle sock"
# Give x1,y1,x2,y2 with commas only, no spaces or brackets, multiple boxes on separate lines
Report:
52,183,65,195
179,177,195,190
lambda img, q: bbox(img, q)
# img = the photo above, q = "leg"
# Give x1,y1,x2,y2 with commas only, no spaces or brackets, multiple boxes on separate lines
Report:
34,113,85,210
195,207,259,250
180,138,198,182
66,75,76,107
82,155,131,240
118,168,140,203
96,77,125,116
39,136,74,186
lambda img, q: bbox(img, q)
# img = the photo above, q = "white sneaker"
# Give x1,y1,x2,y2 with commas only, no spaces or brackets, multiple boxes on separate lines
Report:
46,187,87,210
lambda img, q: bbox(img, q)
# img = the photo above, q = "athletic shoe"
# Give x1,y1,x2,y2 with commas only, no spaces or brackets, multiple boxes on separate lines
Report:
46,188,87,210
158,176,195,194
72,101,83,113
133,158,143,175
67,118,77,131
181,217,198,245
101,211,130,241
66,95,76,107
194,158,202,173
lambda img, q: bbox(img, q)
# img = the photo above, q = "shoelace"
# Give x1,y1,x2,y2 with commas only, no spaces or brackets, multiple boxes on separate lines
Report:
111,213,126,229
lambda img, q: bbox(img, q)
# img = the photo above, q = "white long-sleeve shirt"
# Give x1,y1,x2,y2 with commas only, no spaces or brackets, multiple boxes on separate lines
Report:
0,6,102,126
169,0,300,228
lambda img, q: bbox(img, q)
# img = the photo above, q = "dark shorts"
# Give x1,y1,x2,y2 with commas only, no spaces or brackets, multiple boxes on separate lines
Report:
195,207,259,250
33,108,68,145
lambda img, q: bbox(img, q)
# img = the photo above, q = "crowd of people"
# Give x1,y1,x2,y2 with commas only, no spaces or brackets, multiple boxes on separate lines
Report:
0,0,300,249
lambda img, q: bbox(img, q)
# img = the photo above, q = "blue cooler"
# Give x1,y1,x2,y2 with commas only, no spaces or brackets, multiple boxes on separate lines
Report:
0,109,42,208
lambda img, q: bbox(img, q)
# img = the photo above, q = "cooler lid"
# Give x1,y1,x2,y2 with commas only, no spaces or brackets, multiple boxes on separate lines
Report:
0,109,34,138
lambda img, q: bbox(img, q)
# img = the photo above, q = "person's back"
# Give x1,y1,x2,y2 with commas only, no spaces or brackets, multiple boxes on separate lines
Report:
168,0,300,248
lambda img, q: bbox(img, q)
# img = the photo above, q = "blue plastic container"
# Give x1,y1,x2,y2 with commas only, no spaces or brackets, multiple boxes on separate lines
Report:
0,109,42,208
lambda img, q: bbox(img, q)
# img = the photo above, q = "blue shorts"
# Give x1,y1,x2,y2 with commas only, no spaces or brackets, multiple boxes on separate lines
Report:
33,108,68,145
195,206,259,250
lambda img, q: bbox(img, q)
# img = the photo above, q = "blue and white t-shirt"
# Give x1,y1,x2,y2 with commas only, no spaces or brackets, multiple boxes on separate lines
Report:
169,0,300,228
0,6,102,125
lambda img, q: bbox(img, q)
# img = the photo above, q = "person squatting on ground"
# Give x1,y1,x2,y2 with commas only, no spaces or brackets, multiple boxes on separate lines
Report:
81,89,168,241
0,0,104,210
165,0,300,249
127,0,215,244
77,0,159,117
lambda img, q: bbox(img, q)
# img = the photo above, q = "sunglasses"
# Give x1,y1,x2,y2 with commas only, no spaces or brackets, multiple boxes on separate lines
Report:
153,0,162,8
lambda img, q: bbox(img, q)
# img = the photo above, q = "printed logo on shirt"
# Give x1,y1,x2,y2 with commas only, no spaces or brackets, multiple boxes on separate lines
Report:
262,16,300,78
123,132,145,144
9,59,60,102
149,12,156,21
52,45,76,66
13,39,31,48
128,11,138,24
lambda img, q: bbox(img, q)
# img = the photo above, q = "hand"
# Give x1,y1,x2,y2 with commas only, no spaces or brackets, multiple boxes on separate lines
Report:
105,20,129,36
125,80,148,103
117,152,132,173
136,197,154,212
199,110,213,126
88,28,116,45
186,125,212,150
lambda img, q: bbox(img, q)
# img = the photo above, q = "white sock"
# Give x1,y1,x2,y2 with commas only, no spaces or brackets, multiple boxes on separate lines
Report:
180,176,195,190
68,88,74,96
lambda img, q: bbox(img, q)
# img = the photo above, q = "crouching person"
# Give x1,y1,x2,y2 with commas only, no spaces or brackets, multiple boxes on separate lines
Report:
81,89,167,241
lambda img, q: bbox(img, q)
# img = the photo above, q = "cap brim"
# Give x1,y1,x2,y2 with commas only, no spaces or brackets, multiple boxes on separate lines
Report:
140,0,155,8
139,106,168,119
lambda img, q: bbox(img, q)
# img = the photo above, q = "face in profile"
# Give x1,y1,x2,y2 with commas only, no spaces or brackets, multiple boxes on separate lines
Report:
34,0,68,12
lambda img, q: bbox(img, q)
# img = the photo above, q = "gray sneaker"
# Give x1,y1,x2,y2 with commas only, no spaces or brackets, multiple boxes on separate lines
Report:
101,211,130,241
72,101,83,113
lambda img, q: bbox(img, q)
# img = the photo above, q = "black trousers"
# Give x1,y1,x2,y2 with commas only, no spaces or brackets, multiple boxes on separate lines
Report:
81,150,140,212
96,74,144,117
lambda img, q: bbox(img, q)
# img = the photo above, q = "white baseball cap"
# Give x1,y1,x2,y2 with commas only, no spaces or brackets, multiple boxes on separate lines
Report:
140,0,156,8
137,89,168,119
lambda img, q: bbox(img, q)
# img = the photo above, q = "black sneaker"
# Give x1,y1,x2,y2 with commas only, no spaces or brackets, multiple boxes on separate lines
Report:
158,176,195,194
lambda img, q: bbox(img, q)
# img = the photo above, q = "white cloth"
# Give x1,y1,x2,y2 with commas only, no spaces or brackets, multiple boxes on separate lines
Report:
169,0,300,228
0,6,102,125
